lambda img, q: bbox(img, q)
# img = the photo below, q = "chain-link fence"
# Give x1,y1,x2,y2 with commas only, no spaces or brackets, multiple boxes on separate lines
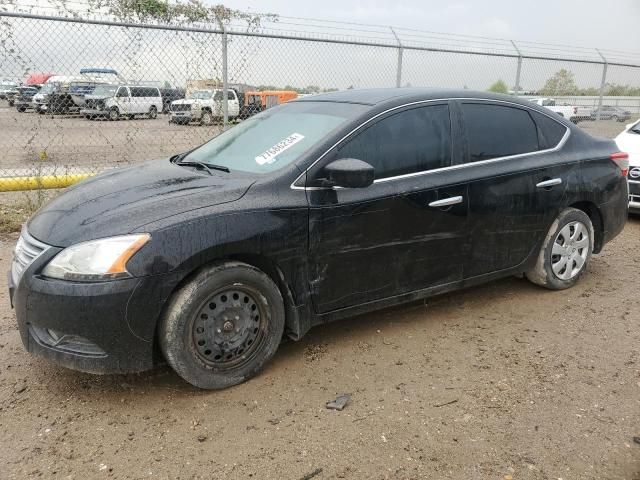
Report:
1,8,639,191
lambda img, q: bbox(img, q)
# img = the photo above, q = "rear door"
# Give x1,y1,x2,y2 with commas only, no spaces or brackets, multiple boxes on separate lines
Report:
457,101,555,278
307,102,470,313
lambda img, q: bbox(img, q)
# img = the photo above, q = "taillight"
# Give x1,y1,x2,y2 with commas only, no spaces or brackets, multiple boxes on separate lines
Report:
611,151,629,176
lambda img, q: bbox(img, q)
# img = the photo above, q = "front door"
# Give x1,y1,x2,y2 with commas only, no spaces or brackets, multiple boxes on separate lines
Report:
115,86,130,114
306,102,470,313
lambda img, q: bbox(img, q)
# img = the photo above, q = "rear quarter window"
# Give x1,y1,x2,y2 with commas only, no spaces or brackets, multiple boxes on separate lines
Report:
529,110,567,150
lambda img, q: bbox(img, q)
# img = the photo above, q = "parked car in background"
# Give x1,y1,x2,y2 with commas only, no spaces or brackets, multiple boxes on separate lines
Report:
32,75,87,114
591,105,632,122
527,98,591,123
615,118,640,213
239,90,298,119
169,88,240,125
5,85,19,106
8,89,628,390
160,87,185,113
82,85,162,120
0,80,18,100
14,85,41,112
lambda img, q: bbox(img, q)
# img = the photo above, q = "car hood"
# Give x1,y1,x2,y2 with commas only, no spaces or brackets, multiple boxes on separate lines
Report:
28,159,254,247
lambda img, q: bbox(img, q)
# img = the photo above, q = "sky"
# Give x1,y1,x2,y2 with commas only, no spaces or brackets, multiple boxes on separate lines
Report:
221,0,640,56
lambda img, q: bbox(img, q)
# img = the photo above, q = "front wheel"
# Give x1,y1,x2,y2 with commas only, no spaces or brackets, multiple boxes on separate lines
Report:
148,106,157,119
525,208,593,290
159,261,285,389
200,110,213,126
108,107,119,121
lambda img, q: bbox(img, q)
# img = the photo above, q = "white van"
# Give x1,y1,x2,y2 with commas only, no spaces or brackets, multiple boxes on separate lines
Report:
81,85,162,120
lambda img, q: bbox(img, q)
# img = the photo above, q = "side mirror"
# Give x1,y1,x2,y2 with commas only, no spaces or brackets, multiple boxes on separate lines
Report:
323,158,374,188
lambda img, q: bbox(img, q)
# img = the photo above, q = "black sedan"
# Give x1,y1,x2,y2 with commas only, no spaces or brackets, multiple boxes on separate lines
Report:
9,89,629,389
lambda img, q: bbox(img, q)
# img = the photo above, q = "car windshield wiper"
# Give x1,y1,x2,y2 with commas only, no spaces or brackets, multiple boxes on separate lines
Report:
174,160,230,175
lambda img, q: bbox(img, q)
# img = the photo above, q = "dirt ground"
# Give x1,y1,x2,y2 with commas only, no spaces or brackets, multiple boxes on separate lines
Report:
0,101,639,479
0,217,639,479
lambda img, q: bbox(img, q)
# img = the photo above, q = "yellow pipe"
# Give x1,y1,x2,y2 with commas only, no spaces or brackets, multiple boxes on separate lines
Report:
0,173,94,192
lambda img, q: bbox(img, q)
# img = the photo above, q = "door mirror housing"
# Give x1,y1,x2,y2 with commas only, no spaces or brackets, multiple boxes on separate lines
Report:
323,158,374,188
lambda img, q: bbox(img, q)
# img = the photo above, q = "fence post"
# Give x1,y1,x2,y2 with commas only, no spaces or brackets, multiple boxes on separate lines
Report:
511,40,522,97
390,27,403,88
596,48,608,122
222,26,229,128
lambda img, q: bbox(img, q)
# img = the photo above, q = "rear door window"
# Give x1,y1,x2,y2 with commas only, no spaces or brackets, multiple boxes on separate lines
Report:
461,103,539,162
336,104,452,180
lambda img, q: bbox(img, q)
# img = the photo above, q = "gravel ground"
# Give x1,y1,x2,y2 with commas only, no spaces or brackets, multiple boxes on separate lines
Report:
0,100,639,479
0,218,639,479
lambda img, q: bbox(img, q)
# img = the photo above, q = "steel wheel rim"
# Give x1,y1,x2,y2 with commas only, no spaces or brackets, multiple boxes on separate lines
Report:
551,220,589,280
202,112,212,124
190,285,267,370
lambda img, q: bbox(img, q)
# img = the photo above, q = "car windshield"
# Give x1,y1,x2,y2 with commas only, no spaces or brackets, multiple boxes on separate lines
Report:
39,83,58,94
92,85,119,97
183,101,368,174
190,90,213,100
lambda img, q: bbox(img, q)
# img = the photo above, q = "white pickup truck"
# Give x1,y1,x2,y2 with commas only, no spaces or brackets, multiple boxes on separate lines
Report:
526,98,591,123
169,88,240,125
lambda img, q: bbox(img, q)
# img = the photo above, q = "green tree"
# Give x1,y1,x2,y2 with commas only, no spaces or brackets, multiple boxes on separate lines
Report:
540,69,578,96
86,0,277,28
487,79,508,94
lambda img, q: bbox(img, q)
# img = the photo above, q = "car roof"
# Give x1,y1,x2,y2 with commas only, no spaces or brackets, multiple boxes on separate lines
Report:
294,87,545,109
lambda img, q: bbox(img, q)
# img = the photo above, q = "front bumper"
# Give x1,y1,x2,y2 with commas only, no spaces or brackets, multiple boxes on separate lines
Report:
629,180,640,212
169,111,197,121
9,244,182,374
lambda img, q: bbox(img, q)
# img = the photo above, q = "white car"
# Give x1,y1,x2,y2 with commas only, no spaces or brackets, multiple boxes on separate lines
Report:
527,98,591,123
615,119,640,213
169,88,240,125
81,85,162,120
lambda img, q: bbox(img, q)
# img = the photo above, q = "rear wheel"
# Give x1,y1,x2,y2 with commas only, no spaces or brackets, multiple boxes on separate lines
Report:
148,106,158,119
611,114,619,122
159,261,285,389
108,107,119,121
525,208,593,290
17,106,26,113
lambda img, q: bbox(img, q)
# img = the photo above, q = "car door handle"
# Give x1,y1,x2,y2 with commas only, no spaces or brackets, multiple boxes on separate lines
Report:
536,178,562,188
428,196,463,208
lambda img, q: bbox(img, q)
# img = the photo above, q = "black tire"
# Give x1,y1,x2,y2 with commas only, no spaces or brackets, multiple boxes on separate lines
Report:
525,208,594,290
200,109,213,126
148,106,158,119
612,114,619,122
159,261,285,389
17,106,26,113
108,107,119,121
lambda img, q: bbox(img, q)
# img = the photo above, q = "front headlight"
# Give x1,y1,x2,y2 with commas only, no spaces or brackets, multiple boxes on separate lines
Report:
42,234,150,282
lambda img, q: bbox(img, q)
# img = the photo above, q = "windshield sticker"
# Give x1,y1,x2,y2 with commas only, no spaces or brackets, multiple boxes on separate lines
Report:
255,133,305,165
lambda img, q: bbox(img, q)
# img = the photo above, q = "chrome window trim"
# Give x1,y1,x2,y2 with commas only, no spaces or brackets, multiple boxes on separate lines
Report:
629,179,640,184
290,97,570,191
